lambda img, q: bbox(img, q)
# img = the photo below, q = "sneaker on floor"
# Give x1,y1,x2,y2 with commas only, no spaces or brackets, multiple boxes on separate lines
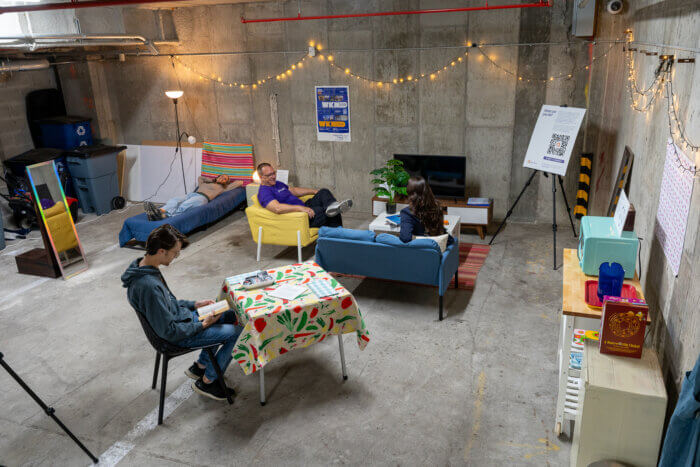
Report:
192,378,236,401
144,201,164,221
185,363,205,380
325,199,353,217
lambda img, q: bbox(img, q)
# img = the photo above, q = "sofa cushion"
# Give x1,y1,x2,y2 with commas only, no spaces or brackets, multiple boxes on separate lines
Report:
415,234,449,253
375,233,441,253
319,226,376,242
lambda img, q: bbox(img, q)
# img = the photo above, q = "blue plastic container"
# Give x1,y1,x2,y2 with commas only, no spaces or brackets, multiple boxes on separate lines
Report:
39,116,92,150
597,262,625,302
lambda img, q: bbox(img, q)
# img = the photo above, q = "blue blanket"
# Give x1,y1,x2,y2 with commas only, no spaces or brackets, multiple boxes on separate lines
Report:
119,187,246,246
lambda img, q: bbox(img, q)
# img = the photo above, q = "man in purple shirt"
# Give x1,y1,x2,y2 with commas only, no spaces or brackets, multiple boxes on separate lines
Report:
256,163,352,228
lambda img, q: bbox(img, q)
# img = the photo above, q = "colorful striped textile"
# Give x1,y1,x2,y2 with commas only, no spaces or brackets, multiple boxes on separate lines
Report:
449,243,491,289
201,142,255,186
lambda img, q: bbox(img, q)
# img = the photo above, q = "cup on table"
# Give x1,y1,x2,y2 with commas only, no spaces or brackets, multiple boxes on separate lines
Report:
597,262,625,302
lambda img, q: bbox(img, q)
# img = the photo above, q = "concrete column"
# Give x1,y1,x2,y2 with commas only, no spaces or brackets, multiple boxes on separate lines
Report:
508,6,552,222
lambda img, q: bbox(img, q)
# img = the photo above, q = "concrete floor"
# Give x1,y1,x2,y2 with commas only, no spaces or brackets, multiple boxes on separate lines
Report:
0,205,578,466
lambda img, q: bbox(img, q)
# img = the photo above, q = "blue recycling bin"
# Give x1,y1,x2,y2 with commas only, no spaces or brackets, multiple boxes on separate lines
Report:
39,116,92,150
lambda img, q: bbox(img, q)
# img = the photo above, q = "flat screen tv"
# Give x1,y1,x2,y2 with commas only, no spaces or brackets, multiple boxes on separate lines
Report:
394,154,466,199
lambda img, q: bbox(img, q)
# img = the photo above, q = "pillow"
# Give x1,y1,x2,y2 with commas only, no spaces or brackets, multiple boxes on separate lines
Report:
201,142,255,186
319,226,375,242
415,234,449,253
375,233,441,253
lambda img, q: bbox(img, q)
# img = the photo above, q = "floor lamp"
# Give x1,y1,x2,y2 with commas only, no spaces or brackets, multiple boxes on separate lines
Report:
165,90,188,194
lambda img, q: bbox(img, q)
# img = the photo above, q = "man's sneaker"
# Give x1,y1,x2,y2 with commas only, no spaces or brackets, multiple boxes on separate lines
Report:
144,201,164,221
185,363,205,380
192,378,236,401
325,199,353,217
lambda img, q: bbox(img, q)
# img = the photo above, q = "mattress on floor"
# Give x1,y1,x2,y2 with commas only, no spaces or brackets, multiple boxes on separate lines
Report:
119,187,246,246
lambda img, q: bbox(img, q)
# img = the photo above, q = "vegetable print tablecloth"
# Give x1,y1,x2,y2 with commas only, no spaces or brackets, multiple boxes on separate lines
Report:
218,261,370,375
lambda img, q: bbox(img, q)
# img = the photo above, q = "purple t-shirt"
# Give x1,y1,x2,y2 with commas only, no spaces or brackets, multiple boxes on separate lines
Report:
257,181,305,208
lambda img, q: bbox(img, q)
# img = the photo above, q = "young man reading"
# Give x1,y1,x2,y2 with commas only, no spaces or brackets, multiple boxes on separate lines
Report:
121,224,243,401
256,162,353,228
143,174,242,221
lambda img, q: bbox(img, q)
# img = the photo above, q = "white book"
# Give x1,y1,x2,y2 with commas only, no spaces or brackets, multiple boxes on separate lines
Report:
196,300,229,321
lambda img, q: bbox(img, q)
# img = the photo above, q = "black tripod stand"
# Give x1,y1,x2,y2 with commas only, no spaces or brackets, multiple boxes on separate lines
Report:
0,352,98,464
489,170,577,270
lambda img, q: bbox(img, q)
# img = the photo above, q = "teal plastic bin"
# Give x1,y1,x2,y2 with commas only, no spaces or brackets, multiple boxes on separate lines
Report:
578,216,639,278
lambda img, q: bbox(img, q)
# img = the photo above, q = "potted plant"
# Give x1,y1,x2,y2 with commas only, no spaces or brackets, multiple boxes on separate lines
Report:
371,159,409,214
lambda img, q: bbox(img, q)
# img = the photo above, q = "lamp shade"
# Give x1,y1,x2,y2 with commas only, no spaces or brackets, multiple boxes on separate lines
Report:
165,90,184,99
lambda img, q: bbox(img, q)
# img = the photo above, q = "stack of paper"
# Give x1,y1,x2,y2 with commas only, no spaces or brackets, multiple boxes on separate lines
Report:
268,284,307,301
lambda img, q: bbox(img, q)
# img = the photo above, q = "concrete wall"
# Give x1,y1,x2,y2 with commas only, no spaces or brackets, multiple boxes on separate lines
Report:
52,0,591,217
585,0,699,397
0,69,57,162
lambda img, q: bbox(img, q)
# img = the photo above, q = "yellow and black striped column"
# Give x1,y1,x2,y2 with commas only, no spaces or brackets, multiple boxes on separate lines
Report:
574,153,592,219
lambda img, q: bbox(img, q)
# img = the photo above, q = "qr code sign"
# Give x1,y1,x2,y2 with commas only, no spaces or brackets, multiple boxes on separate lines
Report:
547,133,570,157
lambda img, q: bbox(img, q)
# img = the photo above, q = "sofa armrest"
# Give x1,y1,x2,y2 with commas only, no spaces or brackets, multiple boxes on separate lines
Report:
438,242,461,296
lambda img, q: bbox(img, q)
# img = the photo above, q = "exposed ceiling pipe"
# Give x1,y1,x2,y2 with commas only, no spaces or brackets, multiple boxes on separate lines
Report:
241,0,552,23
0,59,50,72
0,0,192,15
0,34,158,55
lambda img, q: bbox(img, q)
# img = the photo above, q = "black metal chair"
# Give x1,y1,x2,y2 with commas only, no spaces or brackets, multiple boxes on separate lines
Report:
132,309,233,425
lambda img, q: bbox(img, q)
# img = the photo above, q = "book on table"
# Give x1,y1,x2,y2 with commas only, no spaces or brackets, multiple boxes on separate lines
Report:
467,197,490,206
385,215,401,226
197,300,229,321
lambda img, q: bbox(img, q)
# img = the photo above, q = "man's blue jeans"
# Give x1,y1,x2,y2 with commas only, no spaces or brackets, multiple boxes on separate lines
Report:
177,311,243,382
162,192,208,217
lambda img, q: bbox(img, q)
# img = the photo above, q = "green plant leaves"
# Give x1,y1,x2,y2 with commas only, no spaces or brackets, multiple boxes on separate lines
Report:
373,187,391,197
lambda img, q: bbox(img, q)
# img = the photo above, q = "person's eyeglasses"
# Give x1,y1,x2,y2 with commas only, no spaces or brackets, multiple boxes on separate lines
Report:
262,171,276,178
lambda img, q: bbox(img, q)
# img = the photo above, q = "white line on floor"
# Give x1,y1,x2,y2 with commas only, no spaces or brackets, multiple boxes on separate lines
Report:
98,380,194,466
1,278,51,303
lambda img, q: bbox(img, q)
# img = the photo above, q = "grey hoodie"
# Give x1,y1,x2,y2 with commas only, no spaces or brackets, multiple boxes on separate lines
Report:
121,258,203,342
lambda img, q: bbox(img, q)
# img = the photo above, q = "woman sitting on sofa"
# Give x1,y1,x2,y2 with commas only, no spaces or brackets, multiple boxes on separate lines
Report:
399,176,454,245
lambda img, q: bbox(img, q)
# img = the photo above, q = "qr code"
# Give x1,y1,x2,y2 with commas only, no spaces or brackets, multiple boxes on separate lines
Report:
547,134,570,157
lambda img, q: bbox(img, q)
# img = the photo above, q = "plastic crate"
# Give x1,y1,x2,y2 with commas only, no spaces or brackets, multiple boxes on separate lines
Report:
73,172,119,215
66,144,125,179
39,116,92,150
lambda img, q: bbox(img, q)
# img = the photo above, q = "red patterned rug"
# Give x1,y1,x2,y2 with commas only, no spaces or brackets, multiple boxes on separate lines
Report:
449,243,491,289
330,242,490,290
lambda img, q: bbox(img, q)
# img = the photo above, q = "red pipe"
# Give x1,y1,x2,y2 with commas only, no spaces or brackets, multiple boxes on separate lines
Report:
241,1,551,23
0,0,193,15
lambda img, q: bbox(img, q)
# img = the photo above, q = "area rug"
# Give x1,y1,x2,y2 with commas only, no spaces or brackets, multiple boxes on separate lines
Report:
329,242,490,290
449,242,491,289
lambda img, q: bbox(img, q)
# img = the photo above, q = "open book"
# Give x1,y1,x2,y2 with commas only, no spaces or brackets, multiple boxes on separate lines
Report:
197,300,229,321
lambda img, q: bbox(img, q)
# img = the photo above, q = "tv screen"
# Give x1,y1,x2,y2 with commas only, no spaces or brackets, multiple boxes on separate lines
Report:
394,154,466,199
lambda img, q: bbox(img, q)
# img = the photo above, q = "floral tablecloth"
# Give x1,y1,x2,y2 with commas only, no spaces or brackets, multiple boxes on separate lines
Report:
218,261,370,375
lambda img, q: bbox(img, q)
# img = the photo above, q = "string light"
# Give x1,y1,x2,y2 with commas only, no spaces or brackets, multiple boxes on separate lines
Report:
623,30,697,176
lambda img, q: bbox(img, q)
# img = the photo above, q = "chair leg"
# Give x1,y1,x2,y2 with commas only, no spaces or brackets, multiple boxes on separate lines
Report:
206,348,233,405
455,269,459,289
152,352,161,389
297,230,302,263
158,356,168,425
256,226,262,262
439,294,444,321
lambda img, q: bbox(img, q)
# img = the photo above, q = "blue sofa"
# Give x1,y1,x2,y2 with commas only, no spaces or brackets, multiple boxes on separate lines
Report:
314,227,460,320
118,187,246,246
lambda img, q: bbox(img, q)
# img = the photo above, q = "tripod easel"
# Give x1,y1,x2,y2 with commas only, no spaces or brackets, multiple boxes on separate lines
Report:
0,352,98,464
489,170,577,270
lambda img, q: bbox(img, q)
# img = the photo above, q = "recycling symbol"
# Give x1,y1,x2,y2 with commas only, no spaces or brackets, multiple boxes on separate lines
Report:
76,125,86,136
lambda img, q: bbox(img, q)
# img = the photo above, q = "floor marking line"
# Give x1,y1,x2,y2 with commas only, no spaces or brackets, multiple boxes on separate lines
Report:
464,371,486,460
98,380,194,466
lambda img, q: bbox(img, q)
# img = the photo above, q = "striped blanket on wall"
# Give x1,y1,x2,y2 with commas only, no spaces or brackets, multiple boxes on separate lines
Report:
201,142,254,186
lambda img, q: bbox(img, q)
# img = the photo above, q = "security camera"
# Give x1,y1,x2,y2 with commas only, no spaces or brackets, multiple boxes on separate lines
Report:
607,0,623,14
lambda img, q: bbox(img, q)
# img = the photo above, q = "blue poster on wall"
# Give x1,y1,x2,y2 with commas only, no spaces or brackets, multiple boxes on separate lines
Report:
315,86,351,142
